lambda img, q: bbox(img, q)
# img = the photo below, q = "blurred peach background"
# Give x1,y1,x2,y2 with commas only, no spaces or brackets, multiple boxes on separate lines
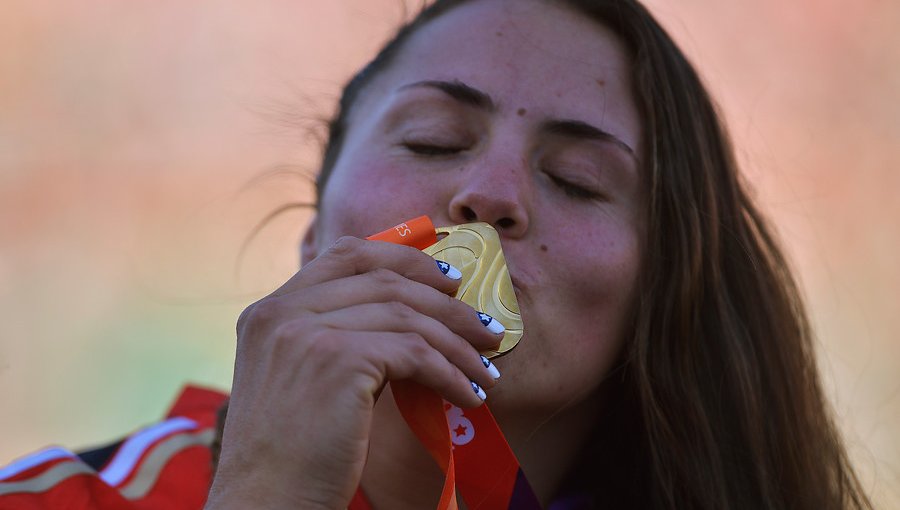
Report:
1,0,898,505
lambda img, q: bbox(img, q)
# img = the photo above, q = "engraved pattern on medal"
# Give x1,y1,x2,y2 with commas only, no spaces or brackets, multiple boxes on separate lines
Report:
425,223,524,358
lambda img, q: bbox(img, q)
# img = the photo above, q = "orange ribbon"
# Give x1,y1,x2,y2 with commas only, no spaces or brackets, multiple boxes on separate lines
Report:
368,217,539,510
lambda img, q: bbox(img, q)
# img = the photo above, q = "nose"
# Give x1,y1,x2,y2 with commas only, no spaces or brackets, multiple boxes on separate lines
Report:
447,156,531,238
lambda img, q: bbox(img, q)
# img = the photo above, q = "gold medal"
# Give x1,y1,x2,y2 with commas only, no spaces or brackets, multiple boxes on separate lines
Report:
423,223,523,359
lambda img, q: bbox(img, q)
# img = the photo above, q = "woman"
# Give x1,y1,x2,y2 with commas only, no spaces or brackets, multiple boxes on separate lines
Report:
202,0,872,508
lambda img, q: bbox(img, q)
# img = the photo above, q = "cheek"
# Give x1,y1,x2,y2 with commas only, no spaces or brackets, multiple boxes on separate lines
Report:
319,159,445,240
548,217,640,303
539,218,640,365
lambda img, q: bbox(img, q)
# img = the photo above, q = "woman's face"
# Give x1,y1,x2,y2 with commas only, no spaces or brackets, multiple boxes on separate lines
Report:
304,0,643,415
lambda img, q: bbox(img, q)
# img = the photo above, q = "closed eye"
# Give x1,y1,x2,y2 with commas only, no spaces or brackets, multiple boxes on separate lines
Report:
548,174,601,200
402,142,466,157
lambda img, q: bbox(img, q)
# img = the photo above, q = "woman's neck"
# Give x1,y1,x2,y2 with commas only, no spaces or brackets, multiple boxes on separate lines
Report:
360,385,605,510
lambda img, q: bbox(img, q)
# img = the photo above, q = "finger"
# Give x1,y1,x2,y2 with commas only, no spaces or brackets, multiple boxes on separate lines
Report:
315,302,500,389
273,237,460,297
237,314,487,409
289,269,504,352
373,330,488,409
277,325,486,410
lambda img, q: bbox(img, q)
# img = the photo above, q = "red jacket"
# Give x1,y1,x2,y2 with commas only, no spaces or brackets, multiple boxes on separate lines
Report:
0,386,225,510
0,386,375,510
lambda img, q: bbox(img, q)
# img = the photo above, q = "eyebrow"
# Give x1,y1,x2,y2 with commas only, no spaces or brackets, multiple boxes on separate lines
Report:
398,79,636,159
541,119,637,158
399,79,496,111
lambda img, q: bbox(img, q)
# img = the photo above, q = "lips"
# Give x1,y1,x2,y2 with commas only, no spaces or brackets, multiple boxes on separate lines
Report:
508,274,522,294
507,272,528,305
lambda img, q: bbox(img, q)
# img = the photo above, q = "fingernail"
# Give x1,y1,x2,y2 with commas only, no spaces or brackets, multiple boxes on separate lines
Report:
436,260,462,280
477,312,505,335
471,381,487,401
481,355,501,380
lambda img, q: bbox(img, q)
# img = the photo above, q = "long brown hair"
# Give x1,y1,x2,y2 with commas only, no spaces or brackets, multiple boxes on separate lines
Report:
311,0,871,507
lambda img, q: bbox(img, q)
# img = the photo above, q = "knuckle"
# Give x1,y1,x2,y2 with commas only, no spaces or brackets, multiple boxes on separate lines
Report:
386,301,415,321
445,293,464,312
436,358,467,399
402,333,430,358
445,345,473,372
270,319,342,363
236,298,278,334
369,267,401,287
236,313,286,360
437,355,460,382
446,295,475,323
302,330,345,360
328,236,363,258
270,316,306,342
236,302,256,333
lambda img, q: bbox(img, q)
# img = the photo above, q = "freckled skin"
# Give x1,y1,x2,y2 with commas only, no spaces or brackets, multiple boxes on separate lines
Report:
308,0,643,418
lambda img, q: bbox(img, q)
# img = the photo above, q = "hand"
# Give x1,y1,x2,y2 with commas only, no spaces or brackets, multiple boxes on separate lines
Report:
205,237,503,509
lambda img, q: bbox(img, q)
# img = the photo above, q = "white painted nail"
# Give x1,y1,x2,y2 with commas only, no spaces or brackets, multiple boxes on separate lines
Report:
471,381,487,401
477,312,505,335
481,355,501,380
436,260,462,280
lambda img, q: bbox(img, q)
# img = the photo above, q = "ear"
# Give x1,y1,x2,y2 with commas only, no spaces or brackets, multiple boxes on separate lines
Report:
300,214,320,267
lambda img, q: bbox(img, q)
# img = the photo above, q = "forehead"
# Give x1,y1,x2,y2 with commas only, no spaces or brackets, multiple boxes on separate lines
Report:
360,0,641,152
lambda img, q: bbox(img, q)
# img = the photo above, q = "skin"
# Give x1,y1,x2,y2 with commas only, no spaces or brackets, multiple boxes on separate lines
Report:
207,1,644,508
